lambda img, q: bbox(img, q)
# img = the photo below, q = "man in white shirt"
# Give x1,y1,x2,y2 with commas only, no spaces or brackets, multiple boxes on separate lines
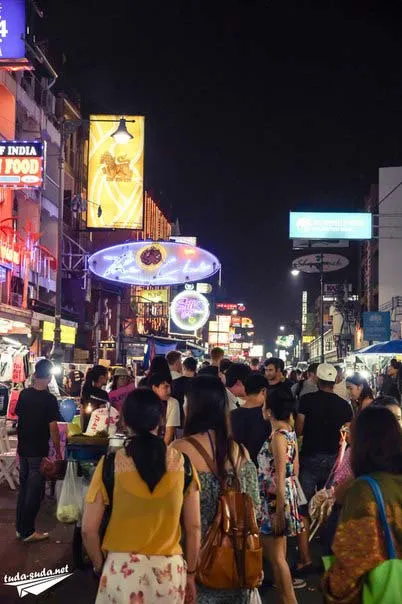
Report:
166,350,183,381
333,365,350,401
149,374,180,445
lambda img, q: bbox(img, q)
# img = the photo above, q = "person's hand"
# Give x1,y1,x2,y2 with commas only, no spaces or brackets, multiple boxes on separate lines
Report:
185,574,196,603
272,509,285,536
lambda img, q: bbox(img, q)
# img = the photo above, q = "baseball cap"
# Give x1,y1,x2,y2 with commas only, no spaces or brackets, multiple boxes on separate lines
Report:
317,363,337,383
114,367,129,377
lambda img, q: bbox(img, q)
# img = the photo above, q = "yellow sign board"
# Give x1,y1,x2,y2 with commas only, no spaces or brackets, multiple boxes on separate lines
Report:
87,115,144,229
42,321,76,345
302,335,315,344
137,288,168,303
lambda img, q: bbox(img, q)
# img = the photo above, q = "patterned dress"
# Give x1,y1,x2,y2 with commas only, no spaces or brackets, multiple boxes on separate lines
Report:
197,461,260,604
257,428,303,537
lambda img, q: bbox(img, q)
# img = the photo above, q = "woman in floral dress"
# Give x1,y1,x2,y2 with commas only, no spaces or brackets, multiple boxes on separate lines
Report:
173,375,261,604
258,387,304,604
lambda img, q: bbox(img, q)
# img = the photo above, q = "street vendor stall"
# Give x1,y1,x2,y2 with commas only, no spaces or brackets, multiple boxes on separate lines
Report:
345,340,402,392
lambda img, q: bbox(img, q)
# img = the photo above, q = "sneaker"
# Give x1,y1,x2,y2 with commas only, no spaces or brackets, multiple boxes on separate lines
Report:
23,532,49,543
273,578,307,590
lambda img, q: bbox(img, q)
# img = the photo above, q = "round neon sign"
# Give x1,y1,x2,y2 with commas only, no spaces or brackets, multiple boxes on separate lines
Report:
88,241,221,286
170,290,210,331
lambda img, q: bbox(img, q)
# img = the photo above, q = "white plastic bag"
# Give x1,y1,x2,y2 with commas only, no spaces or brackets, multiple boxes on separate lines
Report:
56,461,83,523
249,589,262,604
295,476,308,506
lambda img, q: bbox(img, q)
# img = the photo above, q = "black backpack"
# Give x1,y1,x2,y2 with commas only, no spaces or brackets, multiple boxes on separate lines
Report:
100,450,193,539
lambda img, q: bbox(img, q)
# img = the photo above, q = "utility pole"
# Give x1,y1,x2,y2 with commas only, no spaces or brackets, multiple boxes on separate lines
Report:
320,252,325,364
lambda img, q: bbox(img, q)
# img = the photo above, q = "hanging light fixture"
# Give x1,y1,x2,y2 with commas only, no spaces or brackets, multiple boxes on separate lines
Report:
111,118,134,144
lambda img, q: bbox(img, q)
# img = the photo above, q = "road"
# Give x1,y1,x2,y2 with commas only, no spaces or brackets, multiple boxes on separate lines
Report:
0,484,322,604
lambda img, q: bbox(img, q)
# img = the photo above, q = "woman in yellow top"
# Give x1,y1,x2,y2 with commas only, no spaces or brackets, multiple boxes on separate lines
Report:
82,388,201,604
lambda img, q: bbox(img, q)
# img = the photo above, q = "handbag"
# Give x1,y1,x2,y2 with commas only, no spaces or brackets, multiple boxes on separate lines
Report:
323,476,402,604
186,437,262,590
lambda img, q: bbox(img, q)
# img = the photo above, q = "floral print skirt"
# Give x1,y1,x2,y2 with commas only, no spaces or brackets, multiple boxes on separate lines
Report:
95,553,187,604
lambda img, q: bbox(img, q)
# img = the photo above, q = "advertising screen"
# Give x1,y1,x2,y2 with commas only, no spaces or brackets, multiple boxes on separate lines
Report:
42,322,76,345
170,290,210,332
0,0,26,61
0,141,44,188
87,115,144,229
289,212,372,240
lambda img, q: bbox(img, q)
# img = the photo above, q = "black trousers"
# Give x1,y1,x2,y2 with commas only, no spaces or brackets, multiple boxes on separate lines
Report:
16,457,45,539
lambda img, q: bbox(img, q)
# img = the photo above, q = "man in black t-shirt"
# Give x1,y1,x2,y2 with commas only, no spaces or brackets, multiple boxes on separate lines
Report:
231,373,270,465
295,363,353,571
16,359,62,543
67,364,84,397
171,357,197,429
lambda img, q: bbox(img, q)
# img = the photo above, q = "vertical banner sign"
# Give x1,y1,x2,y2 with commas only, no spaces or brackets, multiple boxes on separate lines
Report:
87,115,144,229
0,0,26,61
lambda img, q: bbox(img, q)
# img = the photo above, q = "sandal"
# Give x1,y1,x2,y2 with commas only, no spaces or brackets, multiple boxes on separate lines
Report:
23,532,49,543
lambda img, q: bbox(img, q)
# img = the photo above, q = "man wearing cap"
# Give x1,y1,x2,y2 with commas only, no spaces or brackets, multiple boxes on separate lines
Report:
295,363,353,573
15,359,62,543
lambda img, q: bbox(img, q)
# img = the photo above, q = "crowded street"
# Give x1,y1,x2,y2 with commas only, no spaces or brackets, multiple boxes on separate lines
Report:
2,1,402,603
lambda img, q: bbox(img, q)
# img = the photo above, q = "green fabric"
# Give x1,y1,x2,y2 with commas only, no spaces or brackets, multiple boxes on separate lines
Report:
363,559,402,604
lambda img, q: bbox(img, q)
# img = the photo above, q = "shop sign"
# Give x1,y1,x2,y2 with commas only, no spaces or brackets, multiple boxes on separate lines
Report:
302,335,315,344
87,115,144,229
363,311,391,342
89,241,221,286
42,321,76,345
0,0,26,61
0,141,44,188
216,303,246,312
137,288,168,303
289,212,372,240
241,317,254,328
196,282,212,294
170,290,210,331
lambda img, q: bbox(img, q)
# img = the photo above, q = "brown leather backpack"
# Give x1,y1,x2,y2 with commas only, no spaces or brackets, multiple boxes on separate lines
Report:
186,437,262,590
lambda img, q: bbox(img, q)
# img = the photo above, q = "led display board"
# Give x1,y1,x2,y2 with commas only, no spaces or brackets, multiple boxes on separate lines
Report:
87,115,144,229
289,212,372,240
42,322,76,345
0,141,44,188
88,241,221,286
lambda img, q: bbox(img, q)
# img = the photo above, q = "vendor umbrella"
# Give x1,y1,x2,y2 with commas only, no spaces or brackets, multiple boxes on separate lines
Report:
359,340,402,355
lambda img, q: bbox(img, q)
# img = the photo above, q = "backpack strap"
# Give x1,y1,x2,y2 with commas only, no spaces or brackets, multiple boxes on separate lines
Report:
99,451,116,541
182,452,193,495
360,476,397,560
186,436,218,477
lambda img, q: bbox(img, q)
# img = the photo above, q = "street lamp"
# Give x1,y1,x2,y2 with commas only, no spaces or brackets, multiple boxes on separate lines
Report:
279,325,285,332
291,268,300,277
50,115,135,364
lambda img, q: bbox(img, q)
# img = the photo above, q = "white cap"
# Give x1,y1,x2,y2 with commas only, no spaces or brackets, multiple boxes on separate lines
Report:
317,363,337,383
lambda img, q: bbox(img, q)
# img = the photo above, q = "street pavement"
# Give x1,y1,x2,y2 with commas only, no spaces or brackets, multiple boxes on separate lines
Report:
0,484,323,604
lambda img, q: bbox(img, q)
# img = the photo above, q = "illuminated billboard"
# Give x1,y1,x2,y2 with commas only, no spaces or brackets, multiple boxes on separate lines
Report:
0,142,44,188
170,290,210,332
87,115,144,229
88,241,221,286
42,322,76,345
0,0,26,62
289,212,372,240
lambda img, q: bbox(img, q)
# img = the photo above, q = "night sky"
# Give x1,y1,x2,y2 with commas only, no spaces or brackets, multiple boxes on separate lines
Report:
39,0,402,348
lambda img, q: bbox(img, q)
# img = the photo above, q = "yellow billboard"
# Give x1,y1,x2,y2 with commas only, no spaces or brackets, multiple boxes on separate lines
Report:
87,115,144,229
42,321,76,345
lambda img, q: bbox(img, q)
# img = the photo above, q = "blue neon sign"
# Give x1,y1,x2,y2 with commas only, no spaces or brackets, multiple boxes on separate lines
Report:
0,0,26,61
289,212,372,240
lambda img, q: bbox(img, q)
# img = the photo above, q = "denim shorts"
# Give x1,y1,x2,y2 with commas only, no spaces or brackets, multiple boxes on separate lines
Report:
298,453,337,516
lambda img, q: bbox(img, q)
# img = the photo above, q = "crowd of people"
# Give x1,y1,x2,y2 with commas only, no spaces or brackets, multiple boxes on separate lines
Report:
12,347,402,603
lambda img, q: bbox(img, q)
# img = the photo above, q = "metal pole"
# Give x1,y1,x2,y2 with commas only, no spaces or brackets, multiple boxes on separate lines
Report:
320,253,324,363
51,118,65,364
116,292,122,364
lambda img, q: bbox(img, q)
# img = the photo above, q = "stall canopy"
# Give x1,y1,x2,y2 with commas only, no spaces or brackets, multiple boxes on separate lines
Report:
357,340,402,355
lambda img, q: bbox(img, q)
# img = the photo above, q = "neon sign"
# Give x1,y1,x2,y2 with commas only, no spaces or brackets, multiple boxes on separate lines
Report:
0,141,45,188
88,241,221,286
170,290,210,331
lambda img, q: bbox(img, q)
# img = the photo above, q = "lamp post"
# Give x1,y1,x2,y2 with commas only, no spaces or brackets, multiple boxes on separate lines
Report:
50,115,136,365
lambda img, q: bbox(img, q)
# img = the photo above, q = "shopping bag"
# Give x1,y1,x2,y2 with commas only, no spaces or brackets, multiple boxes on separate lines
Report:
295,476,307,506
56,461,83,523
322,477,402,604
248,588,262,604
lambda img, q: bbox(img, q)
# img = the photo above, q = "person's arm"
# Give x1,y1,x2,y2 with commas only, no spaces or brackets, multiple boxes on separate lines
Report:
295,413,305,436
293,437,300,477
182,486,201,603
271,432,287,535
165,398,180,445
49,422,62,459
82,491,105,573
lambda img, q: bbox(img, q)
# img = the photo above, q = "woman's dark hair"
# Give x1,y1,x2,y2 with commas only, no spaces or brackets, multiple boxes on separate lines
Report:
123,388,166,492
346,373,373,402
265,387,296,421
351,406,402,477
371,395,401,409
148,356,171,382
184,376,234,479
81,365,107,400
